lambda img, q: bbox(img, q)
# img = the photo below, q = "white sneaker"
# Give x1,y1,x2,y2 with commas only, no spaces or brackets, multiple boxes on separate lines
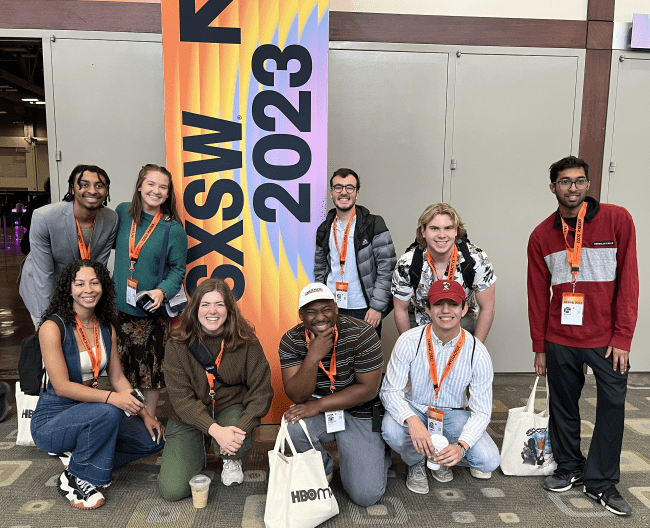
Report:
430,465,453,483
470,467,492,479
221,459,244,486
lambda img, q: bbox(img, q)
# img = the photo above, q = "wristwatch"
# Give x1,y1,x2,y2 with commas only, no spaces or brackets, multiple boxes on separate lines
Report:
457,443,467,457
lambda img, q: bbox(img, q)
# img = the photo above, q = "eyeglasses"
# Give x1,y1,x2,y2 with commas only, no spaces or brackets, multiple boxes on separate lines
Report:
554,178,589,190
331,184,357,193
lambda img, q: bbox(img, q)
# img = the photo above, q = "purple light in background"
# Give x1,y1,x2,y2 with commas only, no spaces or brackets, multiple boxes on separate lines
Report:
631,13,650,49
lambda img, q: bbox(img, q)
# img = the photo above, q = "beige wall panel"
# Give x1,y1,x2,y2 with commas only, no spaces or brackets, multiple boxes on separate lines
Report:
328,46,449,361
603,54,650,371
614,0,650,22
331,0,588,20
49,34,164,205
450,52,582,372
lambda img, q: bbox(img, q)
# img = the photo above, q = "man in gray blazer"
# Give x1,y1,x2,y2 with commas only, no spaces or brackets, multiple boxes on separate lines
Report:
19,164,119,326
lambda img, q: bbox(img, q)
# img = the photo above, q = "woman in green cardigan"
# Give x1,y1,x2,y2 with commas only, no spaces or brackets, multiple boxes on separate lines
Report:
113,164,188,417
158,278,273,501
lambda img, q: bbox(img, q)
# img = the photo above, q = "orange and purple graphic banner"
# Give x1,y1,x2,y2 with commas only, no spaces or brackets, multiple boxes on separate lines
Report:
162,0,329,422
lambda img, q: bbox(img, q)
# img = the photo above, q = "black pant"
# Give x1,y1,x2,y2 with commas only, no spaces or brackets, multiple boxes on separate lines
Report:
545,341,629,493
338,307,382,338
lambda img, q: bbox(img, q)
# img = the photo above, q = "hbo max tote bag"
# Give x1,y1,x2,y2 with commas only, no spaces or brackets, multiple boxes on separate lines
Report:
500,376,557,476
265,417,338,528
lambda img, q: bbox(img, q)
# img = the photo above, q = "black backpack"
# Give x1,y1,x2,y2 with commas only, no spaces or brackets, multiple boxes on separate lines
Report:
19,314,65,396
407,234,475,291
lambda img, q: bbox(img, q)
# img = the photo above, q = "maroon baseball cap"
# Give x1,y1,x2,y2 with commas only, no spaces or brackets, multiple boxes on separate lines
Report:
428,280,466,305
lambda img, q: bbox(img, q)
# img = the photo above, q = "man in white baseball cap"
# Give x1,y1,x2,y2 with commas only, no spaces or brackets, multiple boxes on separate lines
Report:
278,282,390,507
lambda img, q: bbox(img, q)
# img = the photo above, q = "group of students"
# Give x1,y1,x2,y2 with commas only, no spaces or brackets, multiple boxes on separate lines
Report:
298,159,638,517
20,164,273,510
19,156,638,517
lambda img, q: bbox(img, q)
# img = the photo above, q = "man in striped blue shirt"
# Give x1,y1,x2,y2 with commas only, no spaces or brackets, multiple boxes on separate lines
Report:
381,280,500,494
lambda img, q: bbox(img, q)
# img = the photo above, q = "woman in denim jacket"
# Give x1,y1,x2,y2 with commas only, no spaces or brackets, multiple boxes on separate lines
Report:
31,260,165,510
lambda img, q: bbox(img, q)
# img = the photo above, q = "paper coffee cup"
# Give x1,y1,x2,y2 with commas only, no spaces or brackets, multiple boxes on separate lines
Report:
189,474,211,508
426,434,450,470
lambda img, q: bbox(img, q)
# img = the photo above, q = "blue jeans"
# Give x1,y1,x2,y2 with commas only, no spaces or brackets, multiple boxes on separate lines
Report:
382,404,500,473
31,392,164,486
286,412,390,507
338,307,382,337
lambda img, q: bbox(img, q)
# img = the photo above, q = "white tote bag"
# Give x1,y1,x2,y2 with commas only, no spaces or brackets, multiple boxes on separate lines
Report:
265,417,339,528
15,382,38,447
500,376,557,476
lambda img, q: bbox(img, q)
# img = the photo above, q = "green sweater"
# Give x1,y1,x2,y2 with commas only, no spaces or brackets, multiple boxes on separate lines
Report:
113,202,188,316
164,335,274,436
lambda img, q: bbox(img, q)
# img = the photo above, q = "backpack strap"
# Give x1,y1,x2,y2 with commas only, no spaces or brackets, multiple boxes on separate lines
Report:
414,325,427,359
41,314,66,392
187,337,235,388
457,238,476,288
409,238,475,292
157,219,173,286
408,243,424,293
470,334,476,367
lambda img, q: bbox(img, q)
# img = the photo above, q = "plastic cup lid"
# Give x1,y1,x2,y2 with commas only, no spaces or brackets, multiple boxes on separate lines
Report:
430,434,449,448
189,474,211,486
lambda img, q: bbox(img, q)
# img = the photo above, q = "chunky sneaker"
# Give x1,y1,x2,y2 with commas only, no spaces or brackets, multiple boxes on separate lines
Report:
221,459,244,486
544,468,583,492
406,463,429,494
470,467,492,479
430,465,453,483
584,485,632,516
58,469,105,510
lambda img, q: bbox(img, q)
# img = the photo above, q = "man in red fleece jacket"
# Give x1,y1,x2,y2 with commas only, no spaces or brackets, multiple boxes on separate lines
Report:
527,156,638,517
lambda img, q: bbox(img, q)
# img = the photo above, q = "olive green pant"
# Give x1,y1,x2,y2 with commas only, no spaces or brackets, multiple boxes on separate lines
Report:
158,404,253,501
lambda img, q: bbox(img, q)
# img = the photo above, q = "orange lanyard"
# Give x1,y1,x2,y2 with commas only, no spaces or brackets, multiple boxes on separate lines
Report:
205,339,225,416
560,201,587,292
74,217,94,260
75,315,102,387
128,210,163,271
332,209,356,276
427,244,458,282
305,328,339,392
425,324,465,400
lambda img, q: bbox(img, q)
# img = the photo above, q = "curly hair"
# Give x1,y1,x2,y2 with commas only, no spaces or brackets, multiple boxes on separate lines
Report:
41,260,118,329
171,278,258,352
62,164,111,205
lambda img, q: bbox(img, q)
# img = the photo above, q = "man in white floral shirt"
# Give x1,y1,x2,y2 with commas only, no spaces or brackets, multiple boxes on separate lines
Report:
391,203,496,343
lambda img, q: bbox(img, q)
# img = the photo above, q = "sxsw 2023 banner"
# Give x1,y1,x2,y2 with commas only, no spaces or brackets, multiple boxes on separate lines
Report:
162,0,329,422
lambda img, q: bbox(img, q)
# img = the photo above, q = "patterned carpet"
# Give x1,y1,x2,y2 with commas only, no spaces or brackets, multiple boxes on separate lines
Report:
1,373,650,528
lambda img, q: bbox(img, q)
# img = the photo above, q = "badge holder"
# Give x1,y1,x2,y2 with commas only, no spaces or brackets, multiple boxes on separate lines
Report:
335,281,348,309
126,277,138,307
427,407,444,436
325,410,345,433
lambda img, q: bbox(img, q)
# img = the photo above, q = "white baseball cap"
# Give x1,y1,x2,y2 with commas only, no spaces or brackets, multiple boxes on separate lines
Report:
298,282,335,308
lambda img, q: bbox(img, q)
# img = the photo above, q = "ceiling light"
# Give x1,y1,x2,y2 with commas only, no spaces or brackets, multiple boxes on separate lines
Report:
22,98,38,102
35,101,45,105
0,111,7,114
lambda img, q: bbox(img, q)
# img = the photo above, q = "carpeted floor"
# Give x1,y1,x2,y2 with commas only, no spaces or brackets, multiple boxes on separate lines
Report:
1,373,650,527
